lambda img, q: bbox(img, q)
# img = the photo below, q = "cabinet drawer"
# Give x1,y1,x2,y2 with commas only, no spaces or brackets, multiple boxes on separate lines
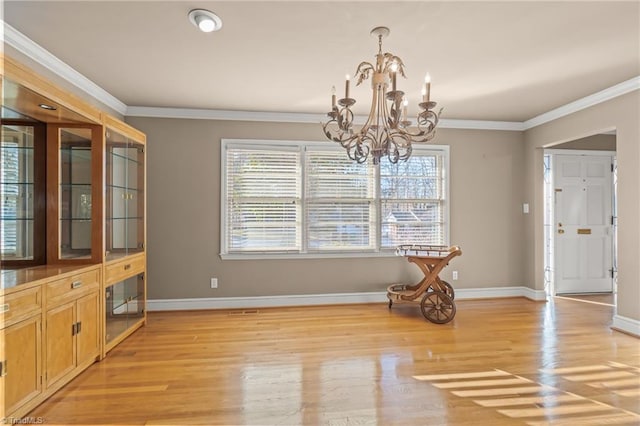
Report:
0,286,42,329
105,256,145,285
47,269,100,307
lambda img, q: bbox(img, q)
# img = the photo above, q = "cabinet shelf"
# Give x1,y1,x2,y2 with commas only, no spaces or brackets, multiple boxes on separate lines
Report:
106,184,142,191
0,217,35,221
0,145,34,149
108,151,142,164
60,183,92,188
107,293,143,313
60,147,91,152
106,216,144,220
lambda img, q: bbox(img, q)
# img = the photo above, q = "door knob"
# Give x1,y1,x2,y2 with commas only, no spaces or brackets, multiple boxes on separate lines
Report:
558,229,565,234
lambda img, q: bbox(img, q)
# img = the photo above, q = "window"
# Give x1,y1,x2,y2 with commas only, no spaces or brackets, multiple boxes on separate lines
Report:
380,154,446,248
306,149,376,251
224,145,301,252
221,140,449,258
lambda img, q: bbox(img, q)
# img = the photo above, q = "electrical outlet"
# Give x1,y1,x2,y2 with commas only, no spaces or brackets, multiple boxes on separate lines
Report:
210,278,218,288
452,271,458,280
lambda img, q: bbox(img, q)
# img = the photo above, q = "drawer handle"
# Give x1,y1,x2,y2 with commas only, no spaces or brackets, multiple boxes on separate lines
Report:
0,360,7,377
0,304,9,313
71,281,83,289
124,264,131,270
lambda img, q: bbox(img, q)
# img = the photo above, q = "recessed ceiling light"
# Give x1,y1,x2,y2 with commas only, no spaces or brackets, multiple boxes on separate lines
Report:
188,9,222,33
38,103,57,110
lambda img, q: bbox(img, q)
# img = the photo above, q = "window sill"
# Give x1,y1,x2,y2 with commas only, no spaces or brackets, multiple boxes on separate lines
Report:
219,251,400,260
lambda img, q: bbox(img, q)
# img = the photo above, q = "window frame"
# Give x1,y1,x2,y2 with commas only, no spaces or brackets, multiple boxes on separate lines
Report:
220,139,449,259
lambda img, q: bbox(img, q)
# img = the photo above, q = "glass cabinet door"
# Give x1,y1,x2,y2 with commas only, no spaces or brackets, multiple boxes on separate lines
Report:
105,129,145,261
1,122,46,266
59,128,93,259
1,125,34,260
105,273,145,345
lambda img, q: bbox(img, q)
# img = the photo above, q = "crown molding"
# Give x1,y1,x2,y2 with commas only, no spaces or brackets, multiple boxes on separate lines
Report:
4,24,638,130
438,118,525,131
126,105,525,131
125,106,327,124
3,22,128,116
523,76,640,130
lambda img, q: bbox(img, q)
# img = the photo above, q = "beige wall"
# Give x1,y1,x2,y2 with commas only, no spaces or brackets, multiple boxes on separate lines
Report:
553,133,616,151
126,117,526,300
523,91,640,322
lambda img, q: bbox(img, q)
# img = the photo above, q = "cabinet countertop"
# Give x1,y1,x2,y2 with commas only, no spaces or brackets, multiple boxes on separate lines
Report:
1,264,101,294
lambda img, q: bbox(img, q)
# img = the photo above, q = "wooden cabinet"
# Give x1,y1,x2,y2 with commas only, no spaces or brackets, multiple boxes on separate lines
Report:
104,255,146,354
0,286,42,418
44,268,100,388
0,56,147,417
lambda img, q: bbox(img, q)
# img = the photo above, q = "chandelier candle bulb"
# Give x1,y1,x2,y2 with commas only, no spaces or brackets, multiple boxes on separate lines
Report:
391,61,398,91
345,74,350,98
331,86,336,108
424,73,431,102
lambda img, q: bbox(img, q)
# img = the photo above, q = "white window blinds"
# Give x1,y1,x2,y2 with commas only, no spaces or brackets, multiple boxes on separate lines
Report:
305,150,376,251
221,140,449,257
224,146,301,252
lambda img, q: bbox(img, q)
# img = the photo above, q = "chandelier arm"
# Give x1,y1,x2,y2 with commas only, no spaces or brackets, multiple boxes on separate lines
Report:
360,80,381,136
391,130,412,163
382,54,406,79
380,83,394,132
338,106,355,132
355,62,375,86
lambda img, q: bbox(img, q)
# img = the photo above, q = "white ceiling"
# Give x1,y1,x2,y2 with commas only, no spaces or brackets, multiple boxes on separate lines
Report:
4,1,640,122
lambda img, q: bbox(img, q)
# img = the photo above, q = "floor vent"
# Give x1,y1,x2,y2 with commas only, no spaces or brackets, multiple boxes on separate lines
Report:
228,309,260,316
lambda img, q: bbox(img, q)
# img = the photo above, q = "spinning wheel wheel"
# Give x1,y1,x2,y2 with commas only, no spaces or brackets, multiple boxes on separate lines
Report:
420,290,456,324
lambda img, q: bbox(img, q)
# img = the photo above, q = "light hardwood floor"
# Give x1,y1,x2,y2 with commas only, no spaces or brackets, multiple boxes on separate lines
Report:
30,297,639,425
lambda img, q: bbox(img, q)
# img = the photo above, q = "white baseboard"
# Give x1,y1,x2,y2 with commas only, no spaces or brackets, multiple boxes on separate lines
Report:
521,287,548,301
147,286,543,311
611,314,640,337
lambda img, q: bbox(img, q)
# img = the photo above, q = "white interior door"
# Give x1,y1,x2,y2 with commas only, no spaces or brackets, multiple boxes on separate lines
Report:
554,153,613,294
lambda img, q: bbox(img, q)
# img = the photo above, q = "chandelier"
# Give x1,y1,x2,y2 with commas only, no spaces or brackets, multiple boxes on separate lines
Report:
322,26,442,164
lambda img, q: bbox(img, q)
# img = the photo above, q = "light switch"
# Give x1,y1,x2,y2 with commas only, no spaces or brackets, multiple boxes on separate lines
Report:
523,203,529,214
